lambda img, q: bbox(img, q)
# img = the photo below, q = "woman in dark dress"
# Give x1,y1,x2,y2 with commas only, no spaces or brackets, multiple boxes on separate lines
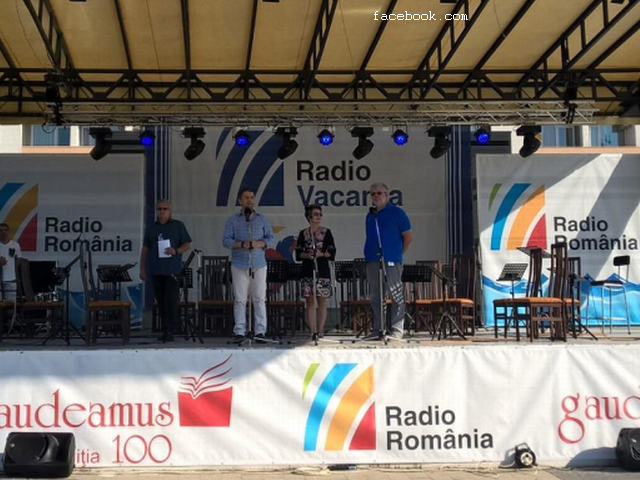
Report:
294,204,336,340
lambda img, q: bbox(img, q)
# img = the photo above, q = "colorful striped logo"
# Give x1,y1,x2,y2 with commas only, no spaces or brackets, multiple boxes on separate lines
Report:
0,182,39,251
215,128,285,207
489,183,547,251
302,363,376,452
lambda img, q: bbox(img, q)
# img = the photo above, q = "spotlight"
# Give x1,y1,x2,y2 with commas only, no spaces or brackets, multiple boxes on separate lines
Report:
183,127,206,160
350,127,374,159
318,129,334,146
514,443,536,468
427,126,452,159
234,129,250,147
392,129,409,146
516,125,541,158
89,127,113,161
275,127,298,159
139,129,155,146
474,125,491,145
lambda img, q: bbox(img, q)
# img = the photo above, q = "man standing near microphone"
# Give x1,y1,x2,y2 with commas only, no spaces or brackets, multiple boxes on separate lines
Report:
364,182,413,341
223,188,275,341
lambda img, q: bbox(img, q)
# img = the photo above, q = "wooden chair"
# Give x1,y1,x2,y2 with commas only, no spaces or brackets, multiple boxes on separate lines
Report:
494,249,543,341
14,257,63,339
266,260,305,336
337,259,372,335
429,255,476,337
199,256,234,336
413,260,443,333
81,250,131,345
512,243,567,342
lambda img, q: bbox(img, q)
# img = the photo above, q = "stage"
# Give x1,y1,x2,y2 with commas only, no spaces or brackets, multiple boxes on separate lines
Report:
1,325,639,469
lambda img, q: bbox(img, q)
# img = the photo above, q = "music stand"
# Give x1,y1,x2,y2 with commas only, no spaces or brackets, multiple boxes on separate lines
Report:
428,264,466,340
177,264,203,343
497,263,528,299
401,264,432,338
495,263,528,338
517,246,551,259
97,264,134,301
44,255,85,345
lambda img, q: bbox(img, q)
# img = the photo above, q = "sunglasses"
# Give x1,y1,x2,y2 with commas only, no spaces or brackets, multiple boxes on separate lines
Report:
157,207,170,211
370,191,386,196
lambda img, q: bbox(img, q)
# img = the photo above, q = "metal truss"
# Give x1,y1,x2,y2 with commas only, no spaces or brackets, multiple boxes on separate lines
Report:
36,101,598,127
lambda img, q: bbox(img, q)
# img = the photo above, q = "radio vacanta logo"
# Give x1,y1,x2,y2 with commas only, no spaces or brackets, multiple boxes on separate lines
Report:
0,182,38,251
489,183,547,251
178,355,233,427
303,363,376,452
215,129,285,207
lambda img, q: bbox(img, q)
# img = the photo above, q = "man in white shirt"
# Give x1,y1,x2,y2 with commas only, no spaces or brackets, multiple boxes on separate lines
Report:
0,223,21,300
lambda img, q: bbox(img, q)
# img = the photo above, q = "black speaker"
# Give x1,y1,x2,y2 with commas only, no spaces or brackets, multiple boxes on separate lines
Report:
617,428,640,471
3,432,75,478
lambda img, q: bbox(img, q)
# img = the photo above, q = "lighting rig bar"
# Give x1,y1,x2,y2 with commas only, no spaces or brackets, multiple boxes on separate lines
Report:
40,101,598,127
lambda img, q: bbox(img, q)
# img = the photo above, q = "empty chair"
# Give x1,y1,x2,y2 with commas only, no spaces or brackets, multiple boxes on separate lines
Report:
199,256,234,336
81,250,131,345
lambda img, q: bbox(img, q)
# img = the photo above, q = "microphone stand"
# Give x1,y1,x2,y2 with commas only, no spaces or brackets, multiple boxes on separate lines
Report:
355,207,388,345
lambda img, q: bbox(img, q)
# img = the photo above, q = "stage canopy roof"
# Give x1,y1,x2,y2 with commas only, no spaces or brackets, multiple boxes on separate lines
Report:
1,0,639,126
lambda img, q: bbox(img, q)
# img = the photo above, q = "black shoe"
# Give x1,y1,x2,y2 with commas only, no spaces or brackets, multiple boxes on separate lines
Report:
164,335,175,342
157,334,167,342
233,334,245,342
255,333,266,343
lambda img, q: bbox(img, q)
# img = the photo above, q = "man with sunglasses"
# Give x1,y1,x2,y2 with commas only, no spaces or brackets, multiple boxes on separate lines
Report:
140,199,192,342
364,182,413,341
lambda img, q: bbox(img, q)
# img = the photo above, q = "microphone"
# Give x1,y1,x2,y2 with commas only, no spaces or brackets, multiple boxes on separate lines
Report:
193,248,203,253
244,207,252,222
369,206,378,217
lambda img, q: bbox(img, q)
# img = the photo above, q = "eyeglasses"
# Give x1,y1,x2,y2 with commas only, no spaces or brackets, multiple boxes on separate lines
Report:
312,212,323,217
370,191,386,196
157,207,169,211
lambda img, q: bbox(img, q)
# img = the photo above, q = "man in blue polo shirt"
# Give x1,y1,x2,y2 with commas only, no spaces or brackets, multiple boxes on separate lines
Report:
364,182,413,340
140,199,192,342
223,188,275,341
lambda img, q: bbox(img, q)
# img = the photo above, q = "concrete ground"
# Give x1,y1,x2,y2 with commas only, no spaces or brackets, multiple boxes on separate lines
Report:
5,465,633,480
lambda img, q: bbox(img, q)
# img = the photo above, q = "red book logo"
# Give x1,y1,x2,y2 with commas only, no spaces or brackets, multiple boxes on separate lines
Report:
178,355,233,427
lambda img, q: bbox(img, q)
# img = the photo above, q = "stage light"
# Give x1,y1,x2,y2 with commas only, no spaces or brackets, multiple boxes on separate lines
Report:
275,127,298,159
89,128,113,161
183,127,206,160
428,126,452,159
516,125,541,158
514,443,536,468
139,129,155,146
474,125,491,144
392,129,409,146
234,129,250,147
318,129,334,146
350,127,374,159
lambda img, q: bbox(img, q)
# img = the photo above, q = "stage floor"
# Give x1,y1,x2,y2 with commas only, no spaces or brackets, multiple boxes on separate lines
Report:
2,323,639,351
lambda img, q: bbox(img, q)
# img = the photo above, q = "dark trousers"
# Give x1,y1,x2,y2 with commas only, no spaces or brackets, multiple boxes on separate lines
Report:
153,275,179,335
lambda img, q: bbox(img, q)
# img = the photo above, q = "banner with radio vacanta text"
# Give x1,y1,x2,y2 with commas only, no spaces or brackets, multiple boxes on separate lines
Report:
0,345,638,467
475,154,640,326
0,154,145,327
170,127,446,264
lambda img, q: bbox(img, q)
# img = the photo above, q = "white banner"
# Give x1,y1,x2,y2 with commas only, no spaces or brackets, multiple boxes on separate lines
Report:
476,154,640,326
170,127,446,264
0,154,145,326
1,344,639,468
